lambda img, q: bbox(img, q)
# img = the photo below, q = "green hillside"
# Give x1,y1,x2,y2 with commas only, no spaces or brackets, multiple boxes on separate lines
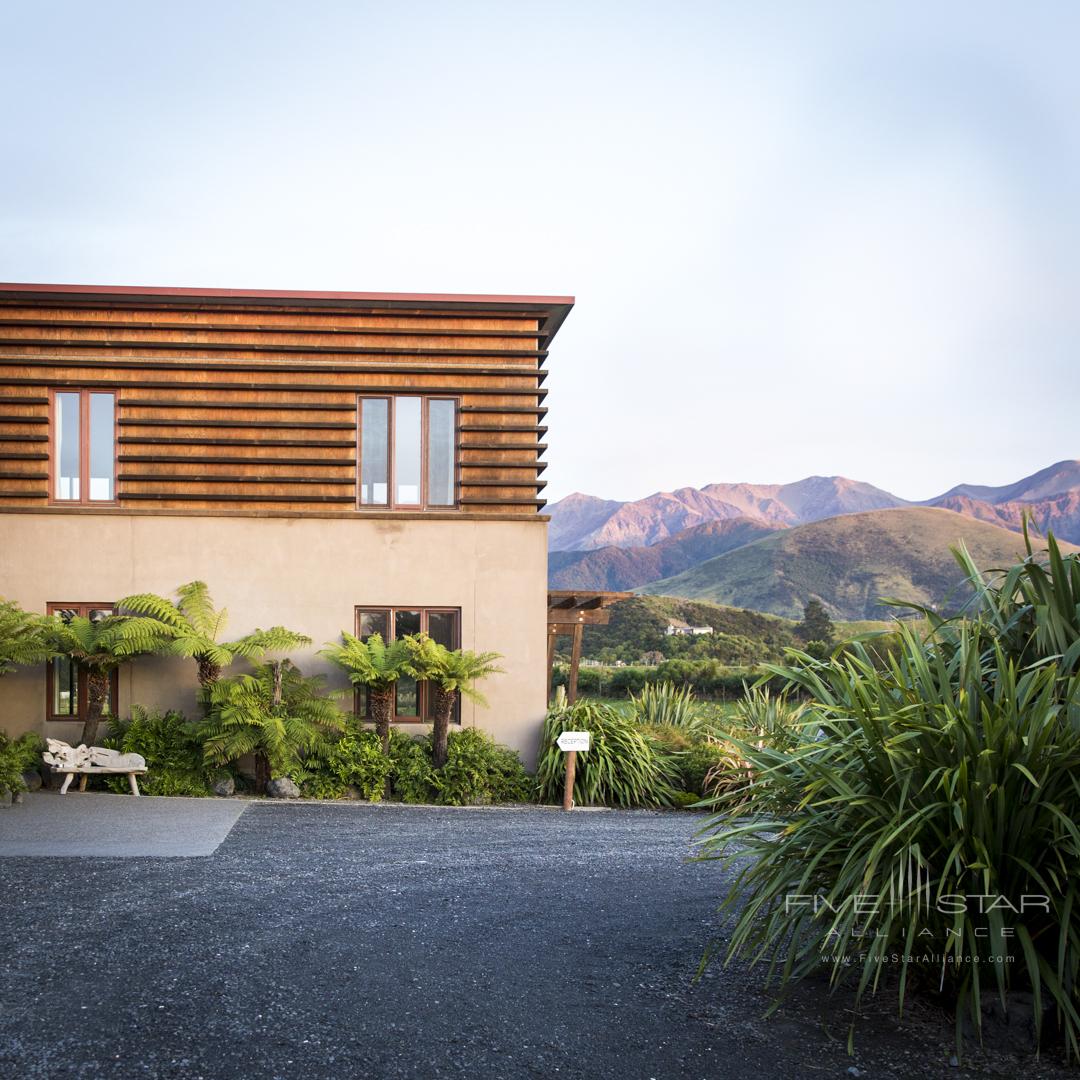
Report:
640,507,1071,620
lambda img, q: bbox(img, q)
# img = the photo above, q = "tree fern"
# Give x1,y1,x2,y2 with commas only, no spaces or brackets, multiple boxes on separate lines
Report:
0,598,55,677
200,660,344,791
320,632,417,752
120,581,310,689
405,634,503,768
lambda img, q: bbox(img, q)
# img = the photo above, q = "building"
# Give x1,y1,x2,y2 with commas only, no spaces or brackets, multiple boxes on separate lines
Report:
0,282,573,766
664,623,714,637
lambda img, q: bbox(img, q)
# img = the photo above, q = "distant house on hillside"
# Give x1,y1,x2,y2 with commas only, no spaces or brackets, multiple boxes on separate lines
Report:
665,621,713,637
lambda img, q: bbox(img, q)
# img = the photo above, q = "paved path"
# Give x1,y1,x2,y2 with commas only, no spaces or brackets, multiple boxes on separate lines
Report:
0,791,247,856
0,802,1070,1079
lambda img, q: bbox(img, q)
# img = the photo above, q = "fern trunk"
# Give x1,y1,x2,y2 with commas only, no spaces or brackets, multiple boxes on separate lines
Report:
196,656,222,689
431,687,455,769
254,752,271,794
80,668,111,746
369,686,394,753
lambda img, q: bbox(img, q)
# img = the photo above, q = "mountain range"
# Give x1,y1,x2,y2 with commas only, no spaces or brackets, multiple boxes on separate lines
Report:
547,460,1080,620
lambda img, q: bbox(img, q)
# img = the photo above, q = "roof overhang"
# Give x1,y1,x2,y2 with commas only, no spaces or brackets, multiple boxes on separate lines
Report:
0,282,575,348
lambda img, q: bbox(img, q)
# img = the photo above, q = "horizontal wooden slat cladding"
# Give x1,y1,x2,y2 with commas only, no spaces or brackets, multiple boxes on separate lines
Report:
0,305,541,333
0,287,565,514
0,368,545,397
122,493,356,505
118,398,356,412
118,453,354,465
117,418,357,430
119,474,354,485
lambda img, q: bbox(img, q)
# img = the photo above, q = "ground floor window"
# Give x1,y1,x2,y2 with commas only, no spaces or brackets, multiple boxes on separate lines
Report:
46,603,118,722
355,606,461,723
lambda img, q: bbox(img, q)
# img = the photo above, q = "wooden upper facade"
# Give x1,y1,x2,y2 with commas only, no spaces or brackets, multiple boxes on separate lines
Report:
0,283,572,517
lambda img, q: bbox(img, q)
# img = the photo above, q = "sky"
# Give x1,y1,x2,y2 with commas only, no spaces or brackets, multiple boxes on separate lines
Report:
1,1,1077,504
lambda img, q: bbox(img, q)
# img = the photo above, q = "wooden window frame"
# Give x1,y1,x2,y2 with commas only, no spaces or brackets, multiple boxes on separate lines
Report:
353,605,461,723
48,388,118,506
45,602,120,723
356,395,458,511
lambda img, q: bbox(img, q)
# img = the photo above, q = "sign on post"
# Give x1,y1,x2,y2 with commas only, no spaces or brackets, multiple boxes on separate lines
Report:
557,731,591,753
557,731,590,810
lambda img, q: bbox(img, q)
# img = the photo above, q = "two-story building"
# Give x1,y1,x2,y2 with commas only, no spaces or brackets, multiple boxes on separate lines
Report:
0,282,572,766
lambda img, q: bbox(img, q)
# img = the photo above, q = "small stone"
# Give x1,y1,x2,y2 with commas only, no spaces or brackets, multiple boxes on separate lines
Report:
266,777,301,799
21,769,42,792
949,1055,959,1067
847,1068,862,1077
210,775,235,797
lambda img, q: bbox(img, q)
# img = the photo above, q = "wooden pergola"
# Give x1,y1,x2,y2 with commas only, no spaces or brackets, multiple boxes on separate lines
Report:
547,590,631,703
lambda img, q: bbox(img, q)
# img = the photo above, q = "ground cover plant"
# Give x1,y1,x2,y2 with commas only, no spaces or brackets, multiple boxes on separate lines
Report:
696,530,1080,1061
102,707,214,797
0,730,44,795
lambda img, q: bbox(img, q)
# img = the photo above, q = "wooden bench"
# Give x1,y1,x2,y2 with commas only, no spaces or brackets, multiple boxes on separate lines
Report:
43,739,148,796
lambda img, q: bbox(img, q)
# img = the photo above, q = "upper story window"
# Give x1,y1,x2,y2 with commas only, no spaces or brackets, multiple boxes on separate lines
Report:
358,395,457,509
51,390,116,503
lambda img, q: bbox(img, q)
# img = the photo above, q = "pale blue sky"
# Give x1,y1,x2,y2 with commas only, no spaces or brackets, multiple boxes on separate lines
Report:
1,1,1077,503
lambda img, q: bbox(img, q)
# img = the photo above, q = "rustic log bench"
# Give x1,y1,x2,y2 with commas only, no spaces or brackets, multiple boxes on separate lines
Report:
43,739,148,796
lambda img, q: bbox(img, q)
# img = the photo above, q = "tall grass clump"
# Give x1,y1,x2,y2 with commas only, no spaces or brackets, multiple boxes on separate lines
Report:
628,680,703,730
697,531,1080,1060
537,694,681,807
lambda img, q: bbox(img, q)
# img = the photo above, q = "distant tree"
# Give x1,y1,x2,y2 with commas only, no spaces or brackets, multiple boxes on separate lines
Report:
796,600,835,645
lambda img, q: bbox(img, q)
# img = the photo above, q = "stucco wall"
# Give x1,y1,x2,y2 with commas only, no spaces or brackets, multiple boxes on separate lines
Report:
0,513,549,768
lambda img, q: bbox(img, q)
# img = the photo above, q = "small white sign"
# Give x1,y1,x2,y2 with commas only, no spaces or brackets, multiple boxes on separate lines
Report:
556,731,591,752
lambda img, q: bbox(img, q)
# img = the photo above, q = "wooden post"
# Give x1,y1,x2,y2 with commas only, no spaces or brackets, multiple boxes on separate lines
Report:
546,625,558,702
568,621,583,705
562,749,576,811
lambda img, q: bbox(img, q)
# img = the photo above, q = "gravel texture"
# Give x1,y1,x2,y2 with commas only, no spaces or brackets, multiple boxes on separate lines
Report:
0,802,1073,1079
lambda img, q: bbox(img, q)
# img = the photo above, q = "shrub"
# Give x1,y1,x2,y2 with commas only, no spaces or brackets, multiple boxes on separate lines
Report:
436,728,532,805
102,707,212,797
536,698,681,808
298,727,393,801
0,731,44,794
627,681,702,729
697,624,1080,1060
387,731,438,803
678,742,734,796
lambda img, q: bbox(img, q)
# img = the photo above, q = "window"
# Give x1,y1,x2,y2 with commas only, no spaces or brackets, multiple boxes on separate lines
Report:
51,390,116,503
357,396,457,509
354,606,461,723
46,604,118,722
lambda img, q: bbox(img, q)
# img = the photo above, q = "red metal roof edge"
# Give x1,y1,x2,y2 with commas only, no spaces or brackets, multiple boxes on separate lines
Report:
0,282,575,307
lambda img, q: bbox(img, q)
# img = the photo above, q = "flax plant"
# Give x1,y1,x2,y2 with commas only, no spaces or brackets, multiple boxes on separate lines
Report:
697,624,1080,1059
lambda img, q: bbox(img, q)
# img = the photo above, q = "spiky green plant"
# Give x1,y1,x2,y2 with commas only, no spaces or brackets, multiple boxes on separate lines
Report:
47,613,170,745
536,696,681,808
405,634,503,768
320,632,417,753
0,599,54,677
697,624,1080,1060
0,730,44,794
627,680,703,730
200,660,345,792
119,581,310,690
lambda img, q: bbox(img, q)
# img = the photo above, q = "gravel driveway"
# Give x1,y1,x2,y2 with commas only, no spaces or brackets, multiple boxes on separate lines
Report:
0,801,1070,1079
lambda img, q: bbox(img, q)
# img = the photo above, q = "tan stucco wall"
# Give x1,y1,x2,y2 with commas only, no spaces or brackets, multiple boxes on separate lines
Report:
0,513,549,768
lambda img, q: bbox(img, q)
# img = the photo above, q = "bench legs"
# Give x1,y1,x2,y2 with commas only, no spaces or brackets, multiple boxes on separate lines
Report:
57,771,143,795
78,774,88,793
60,773,74,795
128,772,141,796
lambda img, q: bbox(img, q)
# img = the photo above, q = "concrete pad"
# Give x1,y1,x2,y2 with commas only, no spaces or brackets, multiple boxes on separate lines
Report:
0,791,248,857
